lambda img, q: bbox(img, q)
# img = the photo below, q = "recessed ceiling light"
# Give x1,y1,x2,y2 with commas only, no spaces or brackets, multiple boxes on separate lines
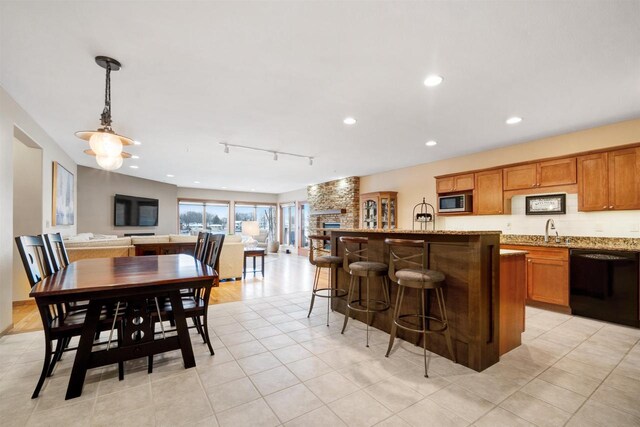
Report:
423,75,443,87
129,165,139,169
193,181,200,184
343,117,357,125
166,174,174,178
506,116,522,125
133,140,142,145
222,186,227,189
425,140,438,147
131,155,140,159
251,188,256,192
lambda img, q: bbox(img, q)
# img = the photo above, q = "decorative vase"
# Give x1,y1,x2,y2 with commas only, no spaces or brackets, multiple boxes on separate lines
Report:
267,240,280,254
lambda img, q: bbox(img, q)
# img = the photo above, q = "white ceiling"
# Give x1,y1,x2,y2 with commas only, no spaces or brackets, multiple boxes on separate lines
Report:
1,1,639,193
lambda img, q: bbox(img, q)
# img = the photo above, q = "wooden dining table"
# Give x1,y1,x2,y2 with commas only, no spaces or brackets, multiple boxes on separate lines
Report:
29,254,217,400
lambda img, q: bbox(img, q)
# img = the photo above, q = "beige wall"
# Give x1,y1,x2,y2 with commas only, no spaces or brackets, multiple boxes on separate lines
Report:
1,86,77,329
277,188,307,203
77,166,179,236
360,118,640,235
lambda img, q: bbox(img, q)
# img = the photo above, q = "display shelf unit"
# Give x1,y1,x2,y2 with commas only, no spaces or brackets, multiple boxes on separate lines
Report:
360,191,397,230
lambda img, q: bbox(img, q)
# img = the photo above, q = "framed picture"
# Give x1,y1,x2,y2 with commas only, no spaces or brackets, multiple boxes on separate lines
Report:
52,162,75,225
525,194,566,215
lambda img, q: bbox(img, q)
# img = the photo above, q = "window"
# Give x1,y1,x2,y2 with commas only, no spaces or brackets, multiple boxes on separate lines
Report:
234,204,276,234
178,200,229,235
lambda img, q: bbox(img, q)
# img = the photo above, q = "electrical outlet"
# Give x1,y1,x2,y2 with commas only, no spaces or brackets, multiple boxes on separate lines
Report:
45,220,50,228
594,223,604,232
630,223,640,233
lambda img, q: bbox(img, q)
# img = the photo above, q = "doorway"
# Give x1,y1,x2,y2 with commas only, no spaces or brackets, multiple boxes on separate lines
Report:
298,202,310,256
12,128,44,308
280,203,296,248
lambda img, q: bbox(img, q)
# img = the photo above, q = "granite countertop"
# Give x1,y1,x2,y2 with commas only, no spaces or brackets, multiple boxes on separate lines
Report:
501,234,640,252
500,249,529,257
333,229,502,236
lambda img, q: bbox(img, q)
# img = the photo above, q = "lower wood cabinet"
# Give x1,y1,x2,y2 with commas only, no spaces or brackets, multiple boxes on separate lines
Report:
501,245,569,311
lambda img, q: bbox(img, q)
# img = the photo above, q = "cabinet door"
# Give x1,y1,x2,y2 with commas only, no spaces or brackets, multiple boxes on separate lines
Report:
608,148,640,210
454,174,475,191
578,153,609,211
538,157,577,187
526,257,569,306
503,164,537,190
474,169,503,214
436,177,455,193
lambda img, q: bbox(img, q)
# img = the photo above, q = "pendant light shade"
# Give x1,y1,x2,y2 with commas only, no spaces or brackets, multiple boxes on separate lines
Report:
89,131,123,157
76,56,134,171
96,154,123,171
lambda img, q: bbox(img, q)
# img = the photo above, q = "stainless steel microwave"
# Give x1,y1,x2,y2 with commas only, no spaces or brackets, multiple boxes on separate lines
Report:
438,194,473,213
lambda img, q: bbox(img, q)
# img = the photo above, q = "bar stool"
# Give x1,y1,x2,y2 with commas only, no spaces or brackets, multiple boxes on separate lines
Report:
384,238,455,377
340,236,391,347
306,235,348,326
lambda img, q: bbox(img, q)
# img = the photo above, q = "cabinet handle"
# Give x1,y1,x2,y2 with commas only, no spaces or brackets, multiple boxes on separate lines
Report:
609,206,614,209
602,206,607,209
528,259,531,262
531,184,536,188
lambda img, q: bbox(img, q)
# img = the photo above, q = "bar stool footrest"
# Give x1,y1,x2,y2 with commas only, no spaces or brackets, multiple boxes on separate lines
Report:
347,298,390,313
312,288,348,298
394,313,448,334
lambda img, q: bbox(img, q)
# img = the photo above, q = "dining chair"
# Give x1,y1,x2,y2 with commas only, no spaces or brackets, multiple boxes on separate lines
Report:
194,231,209,262
15,235,54,287
15,235,124,398
150,233,223,372
42,233,70,272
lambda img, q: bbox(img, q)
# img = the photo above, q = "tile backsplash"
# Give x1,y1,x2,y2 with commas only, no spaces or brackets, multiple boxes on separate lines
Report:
439,193,640,237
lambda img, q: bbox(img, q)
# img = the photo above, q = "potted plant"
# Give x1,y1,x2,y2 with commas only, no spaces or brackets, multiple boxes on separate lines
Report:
265,209,280,253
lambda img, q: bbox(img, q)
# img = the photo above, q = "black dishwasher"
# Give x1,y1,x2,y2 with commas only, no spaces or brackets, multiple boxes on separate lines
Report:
570,249,639,327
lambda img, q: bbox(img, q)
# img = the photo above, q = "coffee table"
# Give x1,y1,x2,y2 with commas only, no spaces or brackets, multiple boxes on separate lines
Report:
244,247,266,278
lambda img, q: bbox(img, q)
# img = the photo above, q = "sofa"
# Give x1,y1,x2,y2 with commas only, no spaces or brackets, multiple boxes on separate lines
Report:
64,233,244,281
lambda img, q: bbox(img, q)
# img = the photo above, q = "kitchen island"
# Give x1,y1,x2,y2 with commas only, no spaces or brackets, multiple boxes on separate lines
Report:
330,229,501,372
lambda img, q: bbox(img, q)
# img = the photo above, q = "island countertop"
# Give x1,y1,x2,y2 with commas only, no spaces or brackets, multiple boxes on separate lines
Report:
334,228,502,236
329,228,501,372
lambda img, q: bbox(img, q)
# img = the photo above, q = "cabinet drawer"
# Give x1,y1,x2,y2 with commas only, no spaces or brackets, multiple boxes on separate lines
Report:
501,244,569,261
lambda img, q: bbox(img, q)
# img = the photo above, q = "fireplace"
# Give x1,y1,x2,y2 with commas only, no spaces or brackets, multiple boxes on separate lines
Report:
322,222,341,229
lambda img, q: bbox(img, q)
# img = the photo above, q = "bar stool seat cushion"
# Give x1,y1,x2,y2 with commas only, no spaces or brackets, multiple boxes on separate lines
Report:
316,255,343,265
396,268,445,283
349,261,388,272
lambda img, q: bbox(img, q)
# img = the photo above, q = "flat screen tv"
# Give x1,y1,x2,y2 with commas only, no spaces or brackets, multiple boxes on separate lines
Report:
114,194,159,227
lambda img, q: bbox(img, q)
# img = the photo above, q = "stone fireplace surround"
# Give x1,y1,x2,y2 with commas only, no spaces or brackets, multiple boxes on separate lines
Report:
307,176,360,232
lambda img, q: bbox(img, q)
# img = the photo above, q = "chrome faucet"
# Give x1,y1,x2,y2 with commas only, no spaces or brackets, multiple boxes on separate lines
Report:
544,219,560,243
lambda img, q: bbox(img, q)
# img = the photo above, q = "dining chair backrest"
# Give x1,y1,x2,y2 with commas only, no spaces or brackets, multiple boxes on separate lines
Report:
43,233,70,272
203,234,225,270
194,231,209,262
15,235,54,287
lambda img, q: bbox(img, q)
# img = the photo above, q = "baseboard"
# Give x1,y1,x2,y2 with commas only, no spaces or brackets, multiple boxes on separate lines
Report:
0,323,14,337
526,300,571,315
13,299,36,307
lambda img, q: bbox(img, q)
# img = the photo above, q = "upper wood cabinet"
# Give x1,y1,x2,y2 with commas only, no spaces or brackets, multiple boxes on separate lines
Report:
578,148,640,211
608,147,640,211
436,173,474,193
578,153,608,211
503,158,576,191
474,169,503,215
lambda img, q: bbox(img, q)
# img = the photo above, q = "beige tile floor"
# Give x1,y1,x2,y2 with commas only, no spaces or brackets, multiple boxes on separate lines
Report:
2,278,640,426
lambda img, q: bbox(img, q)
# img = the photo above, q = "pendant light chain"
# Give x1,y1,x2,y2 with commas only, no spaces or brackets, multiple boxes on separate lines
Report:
100,63,112,129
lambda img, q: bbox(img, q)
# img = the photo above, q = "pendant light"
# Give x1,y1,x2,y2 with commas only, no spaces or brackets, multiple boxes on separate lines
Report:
75,56,133,171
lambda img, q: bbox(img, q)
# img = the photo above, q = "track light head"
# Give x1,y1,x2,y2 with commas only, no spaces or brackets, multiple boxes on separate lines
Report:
224,144,229,154
273,152,278,161
309,157,314,166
